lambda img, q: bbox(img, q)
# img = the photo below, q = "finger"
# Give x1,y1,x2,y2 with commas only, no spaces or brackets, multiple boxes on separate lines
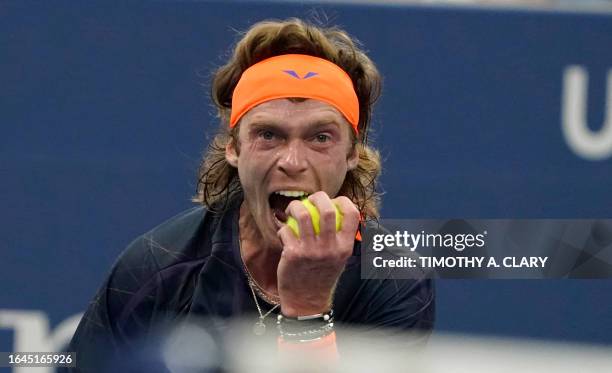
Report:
333,196,360,239
277,223,299,251
307,191,337,239
285,198,315,241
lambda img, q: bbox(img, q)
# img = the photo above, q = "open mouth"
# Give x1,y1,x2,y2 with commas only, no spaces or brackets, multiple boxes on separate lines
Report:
269,190,310,226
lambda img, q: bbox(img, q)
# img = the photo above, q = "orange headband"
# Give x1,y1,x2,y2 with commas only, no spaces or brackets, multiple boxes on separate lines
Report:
230,54,359,132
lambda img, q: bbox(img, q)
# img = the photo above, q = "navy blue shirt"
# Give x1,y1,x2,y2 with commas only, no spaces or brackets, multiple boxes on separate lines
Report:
66,196,434,372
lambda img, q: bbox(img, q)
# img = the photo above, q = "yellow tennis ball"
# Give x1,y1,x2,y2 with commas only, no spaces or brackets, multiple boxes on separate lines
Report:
286,199,343,237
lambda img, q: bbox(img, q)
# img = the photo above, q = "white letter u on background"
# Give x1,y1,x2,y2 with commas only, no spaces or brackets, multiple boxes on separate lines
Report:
562,65,612,161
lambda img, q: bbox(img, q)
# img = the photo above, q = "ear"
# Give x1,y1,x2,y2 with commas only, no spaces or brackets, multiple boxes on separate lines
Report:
225,141,238,168
347,145,359,171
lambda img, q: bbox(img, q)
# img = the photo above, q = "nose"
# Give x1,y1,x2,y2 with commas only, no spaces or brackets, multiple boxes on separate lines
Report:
277,139,308,176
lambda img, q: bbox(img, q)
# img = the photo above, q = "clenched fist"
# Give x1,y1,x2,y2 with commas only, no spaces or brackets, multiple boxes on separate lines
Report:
276,191,360,317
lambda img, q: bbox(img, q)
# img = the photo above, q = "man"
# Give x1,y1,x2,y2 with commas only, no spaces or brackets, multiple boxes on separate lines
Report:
66,18,434,372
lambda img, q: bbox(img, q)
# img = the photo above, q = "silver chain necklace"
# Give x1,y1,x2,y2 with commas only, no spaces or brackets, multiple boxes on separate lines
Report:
247,278,279,335
239,239,280,335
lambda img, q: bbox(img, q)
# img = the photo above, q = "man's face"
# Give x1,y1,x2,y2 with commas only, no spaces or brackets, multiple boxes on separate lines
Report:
226,98,359,248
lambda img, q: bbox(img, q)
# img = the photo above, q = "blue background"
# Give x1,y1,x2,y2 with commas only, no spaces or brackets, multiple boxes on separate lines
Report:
1,0,612,353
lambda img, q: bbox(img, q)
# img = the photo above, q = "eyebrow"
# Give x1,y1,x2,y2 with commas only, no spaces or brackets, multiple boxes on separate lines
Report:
308,120,341,130
248,118,342,131
247,121,284,132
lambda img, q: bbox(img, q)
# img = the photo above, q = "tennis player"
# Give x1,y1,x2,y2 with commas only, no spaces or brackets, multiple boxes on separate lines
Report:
65,18,434,372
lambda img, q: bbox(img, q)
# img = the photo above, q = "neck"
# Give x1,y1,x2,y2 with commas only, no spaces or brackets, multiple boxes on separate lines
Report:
239,202,281,294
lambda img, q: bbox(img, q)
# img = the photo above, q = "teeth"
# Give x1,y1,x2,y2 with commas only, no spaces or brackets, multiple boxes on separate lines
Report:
275,190,309,198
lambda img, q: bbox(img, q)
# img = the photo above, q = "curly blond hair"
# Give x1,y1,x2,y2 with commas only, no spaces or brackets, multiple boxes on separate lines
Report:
194,18,383,218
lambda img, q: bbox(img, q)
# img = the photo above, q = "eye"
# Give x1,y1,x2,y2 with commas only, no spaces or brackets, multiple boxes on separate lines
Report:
314,133,331,143
259,130,276,140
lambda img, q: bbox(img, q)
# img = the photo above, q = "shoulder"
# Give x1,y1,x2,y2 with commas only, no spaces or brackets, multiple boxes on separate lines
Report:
109,201,240,287
99,203,238,330
108,203,236,302
117,206,211,272
69,200,241,364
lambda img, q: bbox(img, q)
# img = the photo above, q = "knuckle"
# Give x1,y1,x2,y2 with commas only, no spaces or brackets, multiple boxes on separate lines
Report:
320,208,336,220
287,200,301,210
346,201,359,213
311,191,328,200
295,211,311,222
347,205,360,218
335,197,358,212
335,196,350,204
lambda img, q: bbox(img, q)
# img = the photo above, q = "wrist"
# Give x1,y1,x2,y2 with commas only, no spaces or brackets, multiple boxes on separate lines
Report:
280,296,332,317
